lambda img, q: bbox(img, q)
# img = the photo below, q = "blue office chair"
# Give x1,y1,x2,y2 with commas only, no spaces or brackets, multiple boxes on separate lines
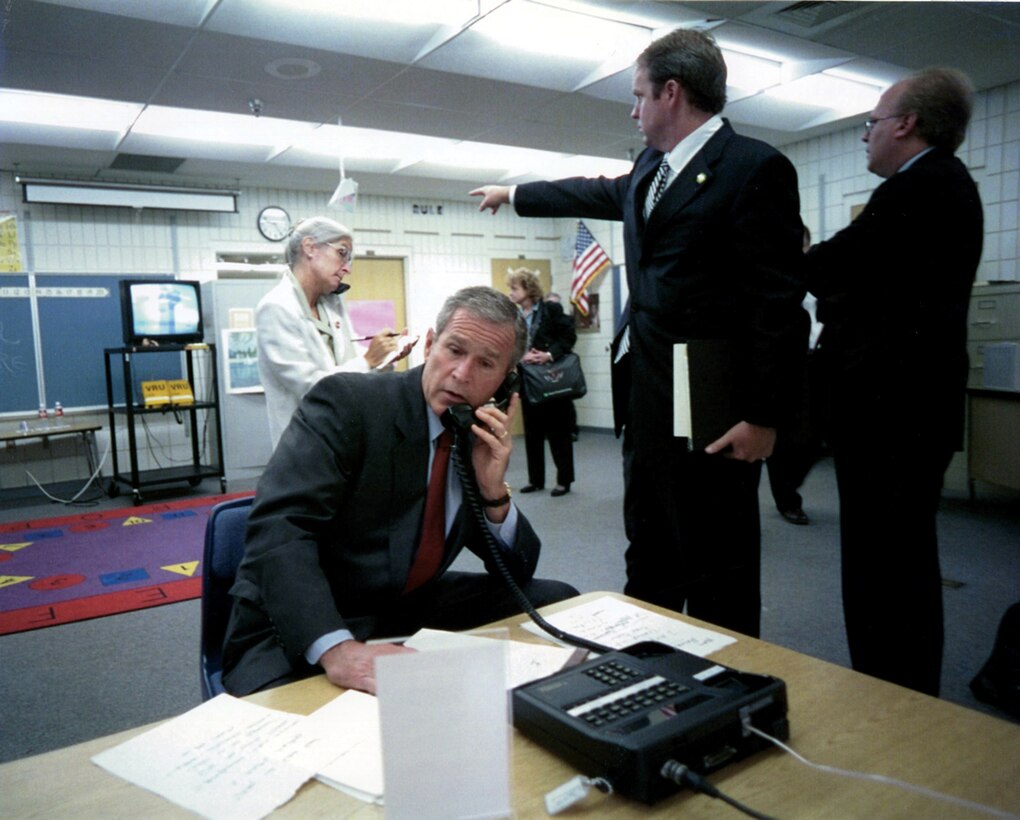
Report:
200,495,254,700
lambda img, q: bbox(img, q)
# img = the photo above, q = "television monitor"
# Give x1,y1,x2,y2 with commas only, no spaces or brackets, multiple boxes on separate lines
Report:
119,278,204,346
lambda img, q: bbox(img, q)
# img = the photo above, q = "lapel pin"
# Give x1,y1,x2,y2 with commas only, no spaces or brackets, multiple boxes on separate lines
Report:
696,173,708,185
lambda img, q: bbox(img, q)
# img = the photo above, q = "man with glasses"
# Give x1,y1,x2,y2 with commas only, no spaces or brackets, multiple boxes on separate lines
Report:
256,216,413,448
806,69,984,696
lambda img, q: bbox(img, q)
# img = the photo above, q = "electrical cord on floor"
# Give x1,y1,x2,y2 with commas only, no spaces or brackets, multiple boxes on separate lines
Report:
25,436,111,506
660,760,777,820
449,433,613,657
745,723,1018,819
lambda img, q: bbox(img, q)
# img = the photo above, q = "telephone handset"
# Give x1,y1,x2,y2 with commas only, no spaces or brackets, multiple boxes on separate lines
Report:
440,367,610,657
440,370,520,435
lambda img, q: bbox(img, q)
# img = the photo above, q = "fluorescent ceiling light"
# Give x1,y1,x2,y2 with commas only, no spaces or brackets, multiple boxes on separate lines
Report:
526,154,633,181
765,72,881,115
264,0,483,26
423,141,568,173
132,106,314,151
722,49,782,94
17,177,238,212
472,1,649,62
295,124,456,165
0,89,142,133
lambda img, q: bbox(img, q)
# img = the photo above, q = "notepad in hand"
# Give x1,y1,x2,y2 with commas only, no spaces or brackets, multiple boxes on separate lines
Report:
673,339,739,451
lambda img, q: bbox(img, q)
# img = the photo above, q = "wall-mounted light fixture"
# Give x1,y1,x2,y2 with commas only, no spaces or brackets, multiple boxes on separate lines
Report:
16,177,240,212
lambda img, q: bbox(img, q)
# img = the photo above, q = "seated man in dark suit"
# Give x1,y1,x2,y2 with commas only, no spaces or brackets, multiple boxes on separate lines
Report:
222,286,578,696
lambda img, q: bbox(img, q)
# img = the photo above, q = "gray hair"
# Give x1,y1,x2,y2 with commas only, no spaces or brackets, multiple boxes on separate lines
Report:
897,68,974,152
435,286,528,367
285,216,353,267
638,27,727,115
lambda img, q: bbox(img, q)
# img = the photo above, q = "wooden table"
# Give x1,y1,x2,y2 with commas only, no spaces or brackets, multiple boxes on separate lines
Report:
2,592,1018,818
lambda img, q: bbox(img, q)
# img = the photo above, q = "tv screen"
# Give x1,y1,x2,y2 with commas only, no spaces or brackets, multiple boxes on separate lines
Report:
120,279,204,346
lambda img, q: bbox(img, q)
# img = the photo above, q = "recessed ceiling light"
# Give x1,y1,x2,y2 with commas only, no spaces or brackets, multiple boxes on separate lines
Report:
265,58,321,80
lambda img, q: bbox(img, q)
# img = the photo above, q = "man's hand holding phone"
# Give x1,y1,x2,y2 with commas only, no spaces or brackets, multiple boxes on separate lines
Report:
470,392,519,523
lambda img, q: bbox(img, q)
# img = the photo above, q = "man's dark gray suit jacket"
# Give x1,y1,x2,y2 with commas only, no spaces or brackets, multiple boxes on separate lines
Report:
222,365,541,695
515,120,806,445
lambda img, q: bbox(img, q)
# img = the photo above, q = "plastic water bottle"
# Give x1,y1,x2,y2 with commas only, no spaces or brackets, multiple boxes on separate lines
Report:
54,402,64,417
38,404,48,419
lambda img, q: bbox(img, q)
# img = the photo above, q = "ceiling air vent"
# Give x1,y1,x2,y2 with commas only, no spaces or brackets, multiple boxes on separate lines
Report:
775,1,864,29
109,153,186,173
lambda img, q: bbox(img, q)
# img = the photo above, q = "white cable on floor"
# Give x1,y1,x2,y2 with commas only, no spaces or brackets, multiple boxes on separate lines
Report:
25,436,111,506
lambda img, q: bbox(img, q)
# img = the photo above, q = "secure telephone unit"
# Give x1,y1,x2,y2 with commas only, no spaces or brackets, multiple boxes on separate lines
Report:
512,641,789,805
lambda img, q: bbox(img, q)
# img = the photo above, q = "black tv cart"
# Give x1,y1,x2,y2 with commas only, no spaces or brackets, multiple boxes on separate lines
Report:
104,344,226,504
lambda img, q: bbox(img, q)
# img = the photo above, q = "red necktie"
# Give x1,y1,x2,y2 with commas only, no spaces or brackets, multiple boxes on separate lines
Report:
404,430,453,593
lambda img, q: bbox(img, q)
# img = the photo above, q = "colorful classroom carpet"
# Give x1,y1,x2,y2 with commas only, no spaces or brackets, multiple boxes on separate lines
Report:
0,492,253,636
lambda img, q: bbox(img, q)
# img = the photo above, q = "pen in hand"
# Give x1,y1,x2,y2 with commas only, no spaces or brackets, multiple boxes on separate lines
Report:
352,332,400,342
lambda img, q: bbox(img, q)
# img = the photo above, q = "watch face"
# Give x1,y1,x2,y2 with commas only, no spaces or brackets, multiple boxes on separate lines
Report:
257,206,291,241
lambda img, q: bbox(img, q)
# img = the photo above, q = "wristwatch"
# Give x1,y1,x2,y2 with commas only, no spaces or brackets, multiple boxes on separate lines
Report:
481,481,512,507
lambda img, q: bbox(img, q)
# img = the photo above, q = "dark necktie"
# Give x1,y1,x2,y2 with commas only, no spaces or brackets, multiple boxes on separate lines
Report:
644,155,671,220
404,430,453,593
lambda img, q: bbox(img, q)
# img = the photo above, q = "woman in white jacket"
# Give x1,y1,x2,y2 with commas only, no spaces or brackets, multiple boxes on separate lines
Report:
257,217,407,448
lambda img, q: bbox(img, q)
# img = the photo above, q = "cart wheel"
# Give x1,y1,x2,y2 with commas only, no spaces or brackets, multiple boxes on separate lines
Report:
133,489,143,506
220,478,227,493
107,480,119,498
188,477,202,487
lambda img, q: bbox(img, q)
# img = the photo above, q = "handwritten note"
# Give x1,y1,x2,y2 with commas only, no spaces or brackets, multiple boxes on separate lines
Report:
91,694,334,820
520,595,736,656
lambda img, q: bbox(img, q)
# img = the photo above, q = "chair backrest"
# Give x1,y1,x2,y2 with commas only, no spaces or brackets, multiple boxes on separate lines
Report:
200,495,254,700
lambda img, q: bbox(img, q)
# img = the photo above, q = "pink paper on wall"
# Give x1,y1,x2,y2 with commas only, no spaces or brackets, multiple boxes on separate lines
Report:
346,300,396,347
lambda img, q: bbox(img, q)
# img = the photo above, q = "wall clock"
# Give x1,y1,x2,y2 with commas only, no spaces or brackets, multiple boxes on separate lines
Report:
257,206,291,241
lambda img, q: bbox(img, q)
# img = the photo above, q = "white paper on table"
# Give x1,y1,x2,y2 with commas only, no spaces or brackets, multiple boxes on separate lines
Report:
307,690,385,804
520,595,736,656
91,694,335,820
376,641,510,820
404,627,582,688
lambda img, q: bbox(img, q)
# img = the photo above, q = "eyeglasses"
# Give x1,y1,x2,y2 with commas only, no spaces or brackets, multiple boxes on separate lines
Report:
324,242,355,263
863,114,903,134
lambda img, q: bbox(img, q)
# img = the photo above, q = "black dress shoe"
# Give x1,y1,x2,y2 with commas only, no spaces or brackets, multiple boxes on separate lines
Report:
780,507,810,525
551,485,571,497
520,484,543,493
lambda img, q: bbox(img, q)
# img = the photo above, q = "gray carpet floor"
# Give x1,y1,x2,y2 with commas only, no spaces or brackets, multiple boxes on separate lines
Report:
1,430,1017,764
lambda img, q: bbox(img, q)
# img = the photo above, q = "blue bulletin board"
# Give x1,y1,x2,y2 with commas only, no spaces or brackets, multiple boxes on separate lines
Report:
0,273,179,414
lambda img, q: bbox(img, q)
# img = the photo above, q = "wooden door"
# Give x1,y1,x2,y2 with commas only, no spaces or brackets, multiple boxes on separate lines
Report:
346,257,409,370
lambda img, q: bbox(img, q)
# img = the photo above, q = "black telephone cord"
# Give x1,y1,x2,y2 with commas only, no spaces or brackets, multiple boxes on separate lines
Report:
450,435,613,657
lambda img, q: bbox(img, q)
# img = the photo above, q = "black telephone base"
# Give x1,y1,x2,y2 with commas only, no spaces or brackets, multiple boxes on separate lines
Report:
512,643,789,805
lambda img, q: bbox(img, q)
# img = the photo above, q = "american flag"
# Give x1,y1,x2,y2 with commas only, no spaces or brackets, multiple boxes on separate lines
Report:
570,221,611,317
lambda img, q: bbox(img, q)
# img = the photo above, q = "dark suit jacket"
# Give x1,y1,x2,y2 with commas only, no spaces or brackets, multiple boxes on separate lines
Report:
528,300,576,360
806,148,983,451
222,366,541,695
515,121,806,448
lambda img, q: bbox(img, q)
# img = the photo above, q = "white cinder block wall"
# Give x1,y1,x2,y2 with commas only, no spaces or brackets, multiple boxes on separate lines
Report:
787,78,1020,282
2,78,1016,491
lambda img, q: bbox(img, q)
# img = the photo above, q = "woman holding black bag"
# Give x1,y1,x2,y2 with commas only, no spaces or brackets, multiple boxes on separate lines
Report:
507,268,578,497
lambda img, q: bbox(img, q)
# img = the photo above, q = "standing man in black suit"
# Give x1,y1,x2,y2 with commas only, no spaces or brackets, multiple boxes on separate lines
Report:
222,286,578,696
806,68,983,696
472,28,805,637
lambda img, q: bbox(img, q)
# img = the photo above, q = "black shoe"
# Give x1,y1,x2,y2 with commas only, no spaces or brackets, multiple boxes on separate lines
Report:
520,485,543,493
551,485,571,497
780,507,810,525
